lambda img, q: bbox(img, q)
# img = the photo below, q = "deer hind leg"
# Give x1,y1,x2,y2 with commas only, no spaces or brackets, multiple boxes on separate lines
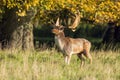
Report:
77,53,85,67
83,50,92,64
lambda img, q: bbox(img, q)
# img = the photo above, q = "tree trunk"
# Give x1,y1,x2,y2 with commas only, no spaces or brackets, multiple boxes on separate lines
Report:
0,31,1,49
102,22,120,47
102,22,116,44
114,26,120,42
0,8,35,50
22,23,34,50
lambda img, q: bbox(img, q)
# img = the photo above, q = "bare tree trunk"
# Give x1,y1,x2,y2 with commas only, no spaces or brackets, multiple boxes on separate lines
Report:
22,23,34,50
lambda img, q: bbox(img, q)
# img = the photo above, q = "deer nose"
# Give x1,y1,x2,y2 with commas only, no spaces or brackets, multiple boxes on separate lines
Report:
52,29,56,33
52,29,59,34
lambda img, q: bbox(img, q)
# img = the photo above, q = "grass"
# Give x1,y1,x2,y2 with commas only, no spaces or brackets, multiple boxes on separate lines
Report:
0,49,120,80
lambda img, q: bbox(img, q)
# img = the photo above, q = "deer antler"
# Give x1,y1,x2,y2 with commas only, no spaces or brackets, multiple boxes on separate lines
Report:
69,11,80,31
55,17,60,26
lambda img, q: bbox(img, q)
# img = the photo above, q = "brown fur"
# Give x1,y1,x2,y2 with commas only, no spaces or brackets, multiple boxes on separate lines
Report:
52,17,92,67
52,27,92,67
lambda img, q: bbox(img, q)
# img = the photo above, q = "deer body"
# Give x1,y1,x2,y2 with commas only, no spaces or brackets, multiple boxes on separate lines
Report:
55,33,90,55
52,17,92,67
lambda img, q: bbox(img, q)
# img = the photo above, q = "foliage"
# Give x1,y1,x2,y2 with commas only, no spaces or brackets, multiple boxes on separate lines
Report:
0,49,120,80
0,0,120,25
37,0,120,25
0,0,39,16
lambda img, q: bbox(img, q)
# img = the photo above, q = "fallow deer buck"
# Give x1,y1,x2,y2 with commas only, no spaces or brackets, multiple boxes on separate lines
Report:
52,14,92,67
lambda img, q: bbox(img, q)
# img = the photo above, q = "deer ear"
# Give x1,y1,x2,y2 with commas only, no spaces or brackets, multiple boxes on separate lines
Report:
55,17,60,26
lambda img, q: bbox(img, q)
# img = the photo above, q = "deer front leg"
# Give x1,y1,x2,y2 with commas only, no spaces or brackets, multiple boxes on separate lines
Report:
64,55,71,65
65,56,68,64
67,55,72,65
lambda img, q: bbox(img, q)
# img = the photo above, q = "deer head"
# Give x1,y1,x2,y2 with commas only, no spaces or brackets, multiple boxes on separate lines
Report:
52,11,80,35
52,18,65,35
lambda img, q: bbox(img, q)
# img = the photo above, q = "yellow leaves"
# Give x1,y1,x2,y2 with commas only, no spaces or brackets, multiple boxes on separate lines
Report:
70,7,76,13
93,1,120,24
37,0,120,25
98,1,117,12
90,16,93,20
25,3,31,10
80,0,96,14
32,0,39,6
2,0,119,24
24,0,39,10
117,2,120,7
95,19,100,23
95,11,117,23
116,2,120,12
16,10,26,17
84,5,95,13
6,0,16,9
2,0,40,17
3,0,7,6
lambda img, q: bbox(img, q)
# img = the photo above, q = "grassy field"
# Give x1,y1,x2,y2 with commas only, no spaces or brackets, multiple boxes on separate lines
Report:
0,49,120,80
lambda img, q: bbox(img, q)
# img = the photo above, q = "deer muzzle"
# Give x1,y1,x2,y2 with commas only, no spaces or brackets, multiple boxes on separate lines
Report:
52,29,59,35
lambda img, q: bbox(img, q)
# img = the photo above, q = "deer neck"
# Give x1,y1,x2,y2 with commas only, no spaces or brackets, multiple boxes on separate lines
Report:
55,32,65,50
55,32,65,38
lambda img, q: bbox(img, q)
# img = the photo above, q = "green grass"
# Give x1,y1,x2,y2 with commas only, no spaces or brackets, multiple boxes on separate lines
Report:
0,49,120,80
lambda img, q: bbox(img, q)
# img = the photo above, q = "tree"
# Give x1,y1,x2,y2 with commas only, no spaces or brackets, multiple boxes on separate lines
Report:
0,0,120,50
0,0,38,50
37,0,120,25
37,0,120,44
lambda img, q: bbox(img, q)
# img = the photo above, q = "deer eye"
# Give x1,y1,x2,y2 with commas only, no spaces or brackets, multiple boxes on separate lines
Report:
59,28,63,30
